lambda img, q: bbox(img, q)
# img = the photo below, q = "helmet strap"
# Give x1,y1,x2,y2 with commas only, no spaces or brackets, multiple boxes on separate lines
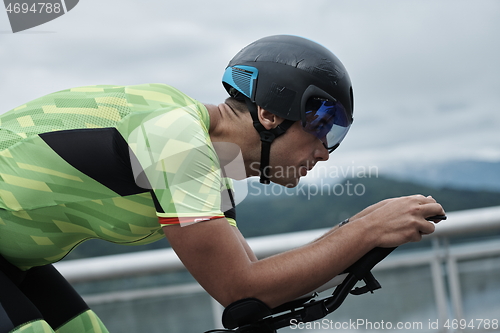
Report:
245,99,294,184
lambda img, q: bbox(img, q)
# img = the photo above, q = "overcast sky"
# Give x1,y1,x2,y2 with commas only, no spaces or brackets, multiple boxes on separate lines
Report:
1,0,499,178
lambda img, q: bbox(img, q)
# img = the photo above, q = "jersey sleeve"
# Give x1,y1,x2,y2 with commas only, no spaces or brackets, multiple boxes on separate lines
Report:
120,103,227,226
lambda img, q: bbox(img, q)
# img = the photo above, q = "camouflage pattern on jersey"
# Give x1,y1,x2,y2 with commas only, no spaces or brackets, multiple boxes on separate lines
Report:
0,84,234,270
55,309,109,333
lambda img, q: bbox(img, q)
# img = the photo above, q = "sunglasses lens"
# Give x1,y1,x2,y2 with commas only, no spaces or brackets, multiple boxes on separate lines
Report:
303,98,351,152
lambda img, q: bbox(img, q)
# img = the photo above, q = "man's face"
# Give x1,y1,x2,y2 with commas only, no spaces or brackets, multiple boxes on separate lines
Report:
266,121,330,187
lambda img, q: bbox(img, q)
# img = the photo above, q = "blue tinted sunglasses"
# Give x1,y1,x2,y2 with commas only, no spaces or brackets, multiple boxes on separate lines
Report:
303,98,351,153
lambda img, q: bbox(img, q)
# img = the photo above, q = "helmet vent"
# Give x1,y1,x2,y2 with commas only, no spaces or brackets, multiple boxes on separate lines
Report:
231,68,253,97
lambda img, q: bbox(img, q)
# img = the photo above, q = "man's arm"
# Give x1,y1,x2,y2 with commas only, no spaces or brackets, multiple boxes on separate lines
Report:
163,194,444,308
310,197,396,243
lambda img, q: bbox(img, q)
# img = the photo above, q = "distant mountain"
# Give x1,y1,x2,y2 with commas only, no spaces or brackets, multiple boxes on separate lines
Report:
385,159,500,192
235,176,500,238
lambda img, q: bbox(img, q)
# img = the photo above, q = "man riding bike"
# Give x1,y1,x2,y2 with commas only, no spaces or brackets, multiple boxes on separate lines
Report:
0,35,445,332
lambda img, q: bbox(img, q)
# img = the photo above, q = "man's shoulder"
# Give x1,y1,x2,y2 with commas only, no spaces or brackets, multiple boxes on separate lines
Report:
123,84,198,107
35,83,197,109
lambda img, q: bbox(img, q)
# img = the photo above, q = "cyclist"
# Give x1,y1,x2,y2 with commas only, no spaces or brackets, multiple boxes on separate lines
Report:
0,35,445,333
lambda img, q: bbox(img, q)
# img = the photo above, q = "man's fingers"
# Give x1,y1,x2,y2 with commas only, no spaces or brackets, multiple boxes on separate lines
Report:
425,195,437,203
421,202,446,220
408,194,437,205
419,201,445,235
419,220,436,235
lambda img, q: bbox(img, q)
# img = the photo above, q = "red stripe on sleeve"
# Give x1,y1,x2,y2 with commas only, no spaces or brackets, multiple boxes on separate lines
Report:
159,216,224,225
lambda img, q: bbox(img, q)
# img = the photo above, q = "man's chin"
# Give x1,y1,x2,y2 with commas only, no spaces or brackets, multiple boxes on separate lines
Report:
271,177,300,188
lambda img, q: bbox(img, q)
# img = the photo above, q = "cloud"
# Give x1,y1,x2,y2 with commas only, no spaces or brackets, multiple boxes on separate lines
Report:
1,0,499,167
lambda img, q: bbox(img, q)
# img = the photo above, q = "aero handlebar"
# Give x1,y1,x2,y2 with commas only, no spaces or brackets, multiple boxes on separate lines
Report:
206,215,446,333
206,246,396,333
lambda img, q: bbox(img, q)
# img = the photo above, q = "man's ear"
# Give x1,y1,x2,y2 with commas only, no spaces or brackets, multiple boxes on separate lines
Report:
257,106,284,130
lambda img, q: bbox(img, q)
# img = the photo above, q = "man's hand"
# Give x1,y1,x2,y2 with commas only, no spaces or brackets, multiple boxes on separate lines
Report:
352,194,445,248
348,197,395,222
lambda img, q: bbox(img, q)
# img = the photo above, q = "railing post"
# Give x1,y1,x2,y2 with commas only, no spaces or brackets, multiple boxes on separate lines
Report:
431,238,450,333
447,254,464,328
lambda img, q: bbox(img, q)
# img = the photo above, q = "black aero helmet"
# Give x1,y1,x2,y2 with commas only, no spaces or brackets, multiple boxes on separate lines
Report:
222,35,354,184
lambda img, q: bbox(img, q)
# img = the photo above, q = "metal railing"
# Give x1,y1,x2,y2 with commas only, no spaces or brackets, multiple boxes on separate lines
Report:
55,206,500,331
